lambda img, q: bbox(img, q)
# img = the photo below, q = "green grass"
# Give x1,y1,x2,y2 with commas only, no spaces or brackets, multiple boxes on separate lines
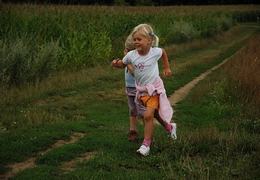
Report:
1,5,259,86
0,24,259,179
163,24,256,94
173,72,259,179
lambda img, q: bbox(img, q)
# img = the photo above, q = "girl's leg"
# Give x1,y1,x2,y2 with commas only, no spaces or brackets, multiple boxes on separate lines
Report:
128,116,138,141
137,95,158,156
142,107,156,146
154,110,177,139
154,110,167,127
127,95,138,141
129,116,137,131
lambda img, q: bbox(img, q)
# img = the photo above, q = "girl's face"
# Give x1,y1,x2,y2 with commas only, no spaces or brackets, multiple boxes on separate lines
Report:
133,32,152,55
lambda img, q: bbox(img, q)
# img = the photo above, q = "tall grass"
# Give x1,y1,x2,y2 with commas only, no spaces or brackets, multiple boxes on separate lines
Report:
171,33,260,178
0,39,61,87
0,25,259,179
223,34,260,131
0,4,259,86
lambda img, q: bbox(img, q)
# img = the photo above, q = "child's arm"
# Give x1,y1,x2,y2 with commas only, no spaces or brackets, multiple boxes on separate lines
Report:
111,58,127,69
161,49,172,77
126,64,135,76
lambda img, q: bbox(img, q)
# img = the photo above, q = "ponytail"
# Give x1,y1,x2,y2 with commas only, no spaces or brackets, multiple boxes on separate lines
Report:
152,34,159,47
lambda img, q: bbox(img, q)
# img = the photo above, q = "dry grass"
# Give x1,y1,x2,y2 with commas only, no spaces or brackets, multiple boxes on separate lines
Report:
224,34,260,107
0,65,114,106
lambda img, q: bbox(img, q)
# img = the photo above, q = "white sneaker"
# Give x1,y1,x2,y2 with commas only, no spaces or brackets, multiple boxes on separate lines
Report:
170,123,177,140
136,145,150,156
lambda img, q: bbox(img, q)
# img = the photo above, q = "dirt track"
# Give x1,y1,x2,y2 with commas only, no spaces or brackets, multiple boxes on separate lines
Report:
0,42,245,180
0,132,85,180
168,50,238,106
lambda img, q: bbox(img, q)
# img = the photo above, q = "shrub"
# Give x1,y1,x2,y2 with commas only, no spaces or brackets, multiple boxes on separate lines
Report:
0,39,61,87
64,30,112,68
165,20,200,44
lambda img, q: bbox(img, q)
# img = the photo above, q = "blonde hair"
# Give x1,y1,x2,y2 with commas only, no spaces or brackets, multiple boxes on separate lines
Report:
131,23,159,47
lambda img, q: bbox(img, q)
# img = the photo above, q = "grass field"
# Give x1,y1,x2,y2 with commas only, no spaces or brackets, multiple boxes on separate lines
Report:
0,22,259,179
1,4,259,87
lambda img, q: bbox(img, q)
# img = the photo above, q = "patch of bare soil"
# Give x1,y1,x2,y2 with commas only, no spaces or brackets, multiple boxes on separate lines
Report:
59,151,97,173
0,132,85,180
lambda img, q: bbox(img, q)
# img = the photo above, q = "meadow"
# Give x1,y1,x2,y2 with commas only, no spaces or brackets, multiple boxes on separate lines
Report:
0,4,259,179
0,4,259,86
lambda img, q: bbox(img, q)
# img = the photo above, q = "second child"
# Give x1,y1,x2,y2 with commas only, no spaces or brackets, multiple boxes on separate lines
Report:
124,34,145,141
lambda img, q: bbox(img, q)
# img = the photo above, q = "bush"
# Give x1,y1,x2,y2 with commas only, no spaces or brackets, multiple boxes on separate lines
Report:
165,20,200,44
64,30,112,68
0,39,61,87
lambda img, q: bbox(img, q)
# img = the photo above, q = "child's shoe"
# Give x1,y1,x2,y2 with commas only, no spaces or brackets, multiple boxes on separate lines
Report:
128,130,138,142
170,123,177,140
136,145,150,156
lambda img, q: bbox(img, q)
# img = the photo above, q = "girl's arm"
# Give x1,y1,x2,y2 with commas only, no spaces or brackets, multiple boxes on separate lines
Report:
126,64,134,76
111,59,127,69
161,49,172,77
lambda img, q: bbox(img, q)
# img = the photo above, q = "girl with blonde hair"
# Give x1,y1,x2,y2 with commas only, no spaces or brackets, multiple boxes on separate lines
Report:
112,23,177,156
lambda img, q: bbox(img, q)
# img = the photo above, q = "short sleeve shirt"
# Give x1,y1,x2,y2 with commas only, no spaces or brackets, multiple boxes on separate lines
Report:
122,47,162,86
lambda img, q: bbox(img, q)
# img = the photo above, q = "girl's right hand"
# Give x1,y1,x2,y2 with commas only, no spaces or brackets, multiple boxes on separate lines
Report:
111,58,119,67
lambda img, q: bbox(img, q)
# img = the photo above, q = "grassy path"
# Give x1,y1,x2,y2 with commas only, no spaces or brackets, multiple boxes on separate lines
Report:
1,132,85,179
0,24,259,179
169,54,233,106
172,33,259,178
164,24,257,94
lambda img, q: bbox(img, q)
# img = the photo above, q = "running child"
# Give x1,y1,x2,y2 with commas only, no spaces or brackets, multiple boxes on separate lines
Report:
112,23,177,156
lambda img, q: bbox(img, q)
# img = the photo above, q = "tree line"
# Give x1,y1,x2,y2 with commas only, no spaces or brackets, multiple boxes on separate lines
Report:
2,0,259,5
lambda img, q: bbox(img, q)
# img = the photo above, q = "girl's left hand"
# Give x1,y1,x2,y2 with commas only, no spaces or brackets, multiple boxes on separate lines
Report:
163,68,172,77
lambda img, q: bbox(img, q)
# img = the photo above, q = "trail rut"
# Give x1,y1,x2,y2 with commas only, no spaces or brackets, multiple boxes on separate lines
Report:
0,132,85,180
168,51,237,106
0,43,244,179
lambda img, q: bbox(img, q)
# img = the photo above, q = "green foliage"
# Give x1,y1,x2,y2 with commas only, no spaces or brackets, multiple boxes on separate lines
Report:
0,24,259,179
232,10,260,22
165,20,200,43
0,39,61,87
0,5,259,86
64,30,112,68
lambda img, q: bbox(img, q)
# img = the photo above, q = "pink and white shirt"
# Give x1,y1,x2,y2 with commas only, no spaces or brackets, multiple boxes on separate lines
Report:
122,47,162,86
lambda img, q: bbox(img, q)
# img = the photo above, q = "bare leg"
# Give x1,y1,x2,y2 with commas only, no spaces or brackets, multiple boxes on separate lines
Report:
136,108,155,156
128,116,138,141
154,110,167,127
129,116,137,131
154,111,177,139
143,107,156,141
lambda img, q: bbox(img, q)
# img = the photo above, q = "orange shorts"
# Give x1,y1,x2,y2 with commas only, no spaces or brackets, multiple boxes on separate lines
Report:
139,95,159,109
